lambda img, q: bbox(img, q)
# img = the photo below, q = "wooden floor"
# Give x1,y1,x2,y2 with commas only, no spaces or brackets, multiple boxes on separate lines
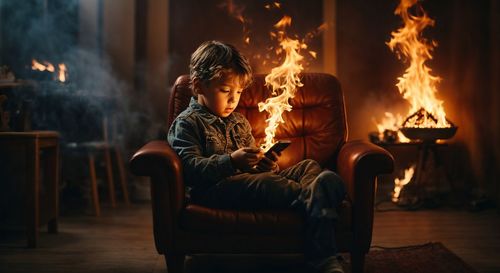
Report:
1,202,499,273
0,203,164,273
371,203,500,273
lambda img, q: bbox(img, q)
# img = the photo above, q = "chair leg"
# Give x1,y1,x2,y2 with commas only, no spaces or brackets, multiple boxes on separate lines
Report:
104,147,116,208
350,251,365,273
47,218,58,234
165,253,185,273
114,147,130,206
88,154,100,216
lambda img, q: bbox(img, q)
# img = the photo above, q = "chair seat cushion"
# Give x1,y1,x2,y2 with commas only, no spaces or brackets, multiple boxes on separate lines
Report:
180,204,303,235
180,201,352,236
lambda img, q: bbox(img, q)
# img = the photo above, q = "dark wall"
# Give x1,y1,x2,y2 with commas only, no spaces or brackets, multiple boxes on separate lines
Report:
167,0,323,85
0,0,78,77
337,0,402,139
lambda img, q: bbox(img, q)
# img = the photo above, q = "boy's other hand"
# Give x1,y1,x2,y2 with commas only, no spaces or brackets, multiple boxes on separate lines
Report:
255,152,278,172
230,147,263,170
265,150,279,161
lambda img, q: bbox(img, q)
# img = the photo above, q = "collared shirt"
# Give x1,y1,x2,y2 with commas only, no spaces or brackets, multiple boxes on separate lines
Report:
167,97,256,192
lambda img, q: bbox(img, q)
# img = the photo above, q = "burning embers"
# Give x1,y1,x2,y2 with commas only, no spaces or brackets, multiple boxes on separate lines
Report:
31,59,67,82
400,107,457,141
372,0,457,144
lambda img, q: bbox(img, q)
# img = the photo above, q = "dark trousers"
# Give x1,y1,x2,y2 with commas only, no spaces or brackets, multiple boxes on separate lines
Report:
196,159,346,259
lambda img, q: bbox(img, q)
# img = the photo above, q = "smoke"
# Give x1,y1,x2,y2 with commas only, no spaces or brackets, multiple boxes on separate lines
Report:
0,0,78,71
0,0,151,148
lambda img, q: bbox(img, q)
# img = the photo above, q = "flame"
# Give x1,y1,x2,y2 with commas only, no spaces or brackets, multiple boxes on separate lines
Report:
258,15,305,150
265,2,281,9
387,0,450,128
46,63,55,72
219,0,246,23
219,0,251,44
274,15,291,29
32,59,54,72
373,112,410,143
304,22,328,43
58,64,67,82
31,59,68,82
392,165,415,202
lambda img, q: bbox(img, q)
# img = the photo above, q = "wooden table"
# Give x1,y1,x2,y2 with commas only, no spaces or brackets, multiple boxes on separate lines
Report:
374,141,457,209
0,131,59,247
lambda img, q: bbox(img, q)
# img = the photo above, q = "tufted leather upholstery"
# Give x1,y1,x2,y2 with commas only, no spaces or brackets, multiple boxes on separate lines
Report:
131,73,394,273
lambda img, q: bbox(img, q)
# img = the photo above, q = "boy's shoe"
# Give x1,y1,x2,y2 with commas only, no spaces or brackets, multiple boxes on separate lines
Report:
308,256,344,273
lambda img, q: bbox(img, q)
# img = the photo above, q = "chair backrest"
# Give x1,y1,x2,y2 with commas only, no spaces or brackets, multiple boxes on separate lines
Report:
168,73,347,170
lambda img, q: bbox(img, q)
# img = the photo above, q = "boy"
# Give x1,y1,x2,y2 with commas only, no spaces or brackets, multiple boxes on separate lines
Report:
168,40,346,273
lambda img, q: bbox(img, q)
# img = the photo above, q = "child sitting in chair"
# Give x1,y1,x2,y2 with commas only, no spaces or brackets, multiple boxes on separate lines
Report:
168,40,346,273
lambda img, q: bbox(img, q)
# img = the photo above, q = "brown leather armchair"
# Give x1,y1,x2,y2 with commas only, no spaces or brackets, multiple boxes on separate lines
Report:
130,73,394,273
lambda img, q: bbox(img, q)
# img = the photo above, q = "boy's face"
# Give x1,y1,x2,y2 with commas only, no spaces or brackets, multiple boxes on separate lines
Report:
196,72,245,118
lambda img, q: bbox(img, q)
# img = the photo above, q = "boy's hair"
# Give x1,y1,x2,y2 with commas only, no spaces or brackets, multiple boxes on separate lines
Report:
189,40,253,92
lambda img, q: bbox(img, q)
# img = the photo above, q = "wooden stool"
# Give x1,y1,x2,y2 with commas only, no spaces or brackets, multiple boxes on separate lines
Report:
66,116,130,216
0,131,59,248
80,142,130,216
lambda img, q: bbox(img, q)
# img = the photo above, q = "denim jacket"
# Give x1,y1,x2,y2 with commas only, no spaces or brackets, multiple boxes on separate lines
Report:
167,97,256,194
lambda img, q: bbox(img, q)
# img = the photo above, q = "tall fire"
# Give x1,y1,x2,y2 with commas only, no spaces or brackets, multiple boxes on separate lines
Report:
374,0,454,144
387,0,450,129
219,1,321,150
258,15,305,151
379,0,457,203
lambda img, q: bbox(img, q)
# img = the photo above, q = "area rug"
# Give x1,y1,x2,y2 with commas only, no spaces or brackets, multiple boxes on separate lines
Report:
362,242,478,273
182,242,478,273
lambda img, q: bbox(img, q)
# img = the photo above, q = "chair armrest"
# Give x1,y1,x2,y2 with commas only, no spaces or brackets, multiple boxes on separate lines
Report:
337,140,394,253
337,140,394,201
129,140,184,254
129,140,180,176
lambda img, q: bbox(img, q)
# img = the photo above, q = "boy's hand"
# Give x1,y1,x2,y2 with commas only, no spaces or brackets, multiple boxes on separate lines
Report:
230,147,263,170
255,151,279,172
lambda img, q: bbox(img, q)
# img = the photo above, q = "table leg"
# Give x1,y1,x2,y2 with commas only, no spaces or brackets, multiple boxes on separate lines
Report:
46,143,59,234
26,139,40,248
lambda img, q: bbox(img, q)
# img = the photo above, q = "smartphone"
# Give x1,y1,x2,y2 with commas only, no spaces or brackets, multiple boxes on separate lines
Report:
263,140,291,158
